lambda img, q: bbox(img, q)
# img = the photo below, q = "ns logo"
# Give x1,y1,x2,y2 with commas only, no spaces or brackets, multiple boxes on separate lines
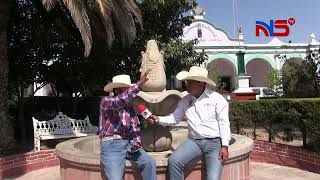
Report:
256,18,295,37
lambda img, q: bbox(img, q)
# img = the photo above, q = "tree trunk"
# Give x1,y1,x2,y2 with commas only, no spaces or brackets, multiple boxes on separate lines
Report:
301,125,307,148
235,120,240,134
50,83,61,112
17,84,26,142
0,0,15,153
72,95,77,118
268,122,273,142
253,122,257,140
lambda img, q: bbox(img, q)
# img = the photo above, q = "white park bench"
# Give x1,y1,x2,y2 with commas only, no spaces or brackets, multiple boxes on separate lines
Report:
33,112,98,151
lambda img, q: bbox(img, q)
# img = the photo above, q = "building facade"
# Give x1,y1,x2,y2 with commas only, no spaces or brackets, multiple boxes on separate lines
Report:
182,7,320,94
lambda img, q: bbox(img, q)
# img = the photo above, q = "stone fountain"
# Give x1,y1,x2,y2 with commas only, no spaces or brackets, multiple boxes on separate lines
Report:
131,39,185,152
55,40,254,180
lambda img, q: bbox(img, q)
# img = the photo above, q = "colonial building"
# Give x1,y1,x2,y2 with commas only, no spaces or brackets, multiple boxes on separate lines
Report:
182,6,320,94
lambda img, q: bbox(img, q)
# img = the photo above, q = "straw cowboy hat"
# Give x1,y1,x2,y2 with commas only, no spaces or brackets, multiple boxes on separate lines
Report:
176,66,216,87
104,74,132,92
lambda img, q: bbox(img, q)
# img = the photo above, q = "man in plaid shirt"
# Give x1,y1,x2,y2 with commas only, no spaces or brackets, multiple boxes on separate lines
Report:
99,71,156,180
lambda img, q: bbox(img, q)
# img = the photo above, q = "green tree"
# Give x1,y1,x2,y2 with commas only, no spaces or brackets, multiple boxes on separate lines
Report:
5,0,204,151
282,59,315,97
8,0,44,142
82,0,205,91
305,49,320,96
139,0,204,77
41,0,204,95
1,0,143,152
8,0,89,140
266,68,282,96
39,0,143,57
0,0,15,153
163,39,206,78
207,61,222,90
9,0,202,97
267,51,320,98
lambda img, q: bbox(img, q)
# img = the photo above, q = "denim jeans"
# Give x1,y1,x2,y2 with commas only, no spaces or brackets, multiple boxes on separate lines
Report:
100,139,156,180
168,138,223,180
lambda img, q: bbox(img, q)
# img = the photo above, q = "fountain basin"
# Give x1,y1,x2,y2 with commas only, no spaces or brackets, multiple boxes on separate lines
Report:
56,131,253,180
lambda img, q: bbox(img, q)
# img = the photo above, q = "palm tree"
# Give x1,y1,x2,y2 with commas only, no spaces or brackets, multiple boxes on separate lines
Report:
0,0,15,153
0,0,143,152
40,0,142,57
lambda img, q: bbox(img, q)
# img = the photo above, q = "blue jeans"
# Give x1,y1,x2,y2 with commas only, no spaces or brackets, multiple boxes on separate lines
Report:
100,139,156,180
168,138,223,180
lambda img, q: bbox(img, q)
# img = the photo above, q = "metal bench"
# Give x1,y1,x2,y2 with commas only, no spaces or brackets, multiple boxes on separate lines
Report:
32,112,98,151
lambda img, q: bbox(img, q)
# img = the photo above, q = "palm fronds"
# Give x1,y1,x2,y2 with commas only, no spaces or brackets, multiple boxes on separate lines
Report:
40,0,143,57
63,0,92,57
40,0,56,10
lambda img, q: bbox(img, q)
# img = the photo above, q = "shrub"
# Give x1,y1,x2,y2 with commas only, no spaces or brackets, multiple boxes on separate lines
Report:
230,98,320,152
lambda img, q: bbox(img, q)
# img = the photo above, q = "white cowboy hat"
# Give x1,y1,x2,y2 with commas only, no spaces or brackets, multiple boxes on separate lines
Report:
104,75,132,92
176,66,216,87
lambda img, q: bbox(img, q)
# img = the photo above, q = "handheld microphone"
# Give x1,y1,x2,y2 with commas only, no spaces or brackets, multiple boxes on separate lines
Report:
137,104,152,119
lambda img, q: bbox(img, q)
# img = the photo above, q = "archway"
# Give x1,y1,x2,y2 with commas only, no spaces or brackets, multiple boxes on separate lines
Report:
207,59,237,92
246,59,273,87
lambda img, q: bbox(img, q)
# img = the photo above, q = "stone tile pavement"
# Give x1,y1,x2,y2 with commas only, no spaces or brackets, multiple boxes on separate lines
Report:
250,162,320,180
4,162,320,180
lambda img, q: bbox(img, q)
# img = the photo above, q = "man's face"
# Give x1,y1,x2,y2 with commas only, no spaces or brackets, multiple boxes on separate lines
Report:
113,87,129,96
185,80,205,96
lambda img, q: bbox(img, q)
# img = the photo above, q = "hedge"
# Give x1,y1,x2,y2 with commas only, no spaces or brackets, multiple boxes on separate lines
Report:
11,97,320,152
230,98,320,152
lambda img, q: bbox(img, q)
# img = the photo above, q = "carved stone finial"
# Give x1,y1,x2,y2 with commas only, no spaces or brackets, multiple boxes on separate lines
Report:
192,5,204,16
310,33,316,39
309,33,319,44
140,40,166,92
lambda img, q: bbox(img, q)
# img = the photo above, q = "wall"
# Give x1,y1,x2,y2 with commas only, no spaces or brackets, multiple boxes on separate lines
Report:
250,140,320,173
0,149,59,179
1,141,320,179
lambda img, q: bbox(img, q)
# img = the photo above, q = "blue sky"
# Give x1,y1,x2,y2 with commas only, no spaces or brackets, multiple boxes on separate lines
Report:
196,0,320,44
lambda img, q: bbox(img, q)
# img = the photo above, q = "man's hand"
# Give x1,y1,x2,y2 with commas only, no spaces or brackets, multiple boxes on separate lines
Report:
219,146,229,163
137,70,150,87
147,115,159,125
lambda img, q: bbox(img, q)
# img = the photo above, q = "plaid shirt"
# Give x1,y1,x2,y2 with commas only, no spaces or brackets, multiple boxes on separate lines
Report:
99,84,141,152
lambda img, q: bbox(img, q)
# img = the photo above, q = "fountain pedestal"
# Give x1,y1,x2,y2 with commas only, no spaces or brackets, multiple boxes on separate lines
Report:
56,132,253,180
56,39,253,179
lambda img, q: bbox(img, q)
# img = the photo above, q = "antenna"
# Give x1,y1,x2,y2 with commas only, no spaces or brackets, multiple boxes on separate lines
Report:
233,0,241,49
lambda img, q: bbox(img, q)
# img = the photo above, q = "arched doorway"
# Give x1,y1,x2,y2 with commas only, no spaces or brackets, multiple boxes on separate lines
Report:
207,59,237,92
246,59,273,87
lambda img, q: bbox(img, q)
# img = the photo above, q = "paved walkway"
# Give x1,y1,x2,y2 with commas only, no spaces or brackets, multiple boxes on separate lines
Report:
251,162,320,180
4,162,320,180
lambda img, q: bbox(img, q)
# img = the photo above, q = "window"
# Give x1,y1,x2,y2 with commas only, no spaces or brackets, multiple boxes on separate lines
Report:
197,28,202,38
197,23,202,38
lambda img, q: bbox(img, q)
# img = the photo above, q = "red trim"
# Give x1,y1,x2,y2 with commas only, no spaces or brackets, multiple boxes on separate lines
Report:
0,149,59,179
1,141,319,178
250,140,320,173
233,92,257,100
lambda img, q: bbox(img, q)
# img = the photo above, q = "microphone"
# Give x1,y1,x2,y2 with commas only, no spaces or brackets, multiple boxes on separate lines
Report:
137,104,152,119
